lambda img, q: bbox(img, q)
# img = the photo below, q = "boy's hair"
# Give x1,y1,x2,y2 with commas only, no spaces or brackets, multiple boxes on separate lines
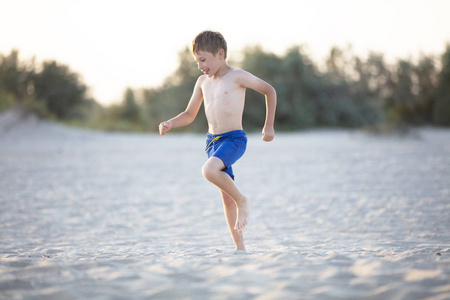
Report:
191,30,227,59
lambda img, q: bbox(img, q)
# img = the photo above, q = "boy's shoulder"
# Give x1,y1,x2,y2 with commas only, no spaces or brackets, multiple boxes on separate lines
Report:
195,74,209,87
229,67,250,77
223,68,255,84
230,68,259,84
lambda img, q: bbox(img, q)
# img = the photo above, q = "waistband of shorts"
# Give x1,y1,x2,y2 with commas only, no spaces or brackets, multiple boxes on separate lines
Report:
206,130,246,139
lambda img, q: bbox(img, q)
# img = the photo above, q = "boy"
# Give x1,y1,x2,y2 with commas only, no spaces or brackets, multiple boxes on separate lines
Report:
159,30,276,251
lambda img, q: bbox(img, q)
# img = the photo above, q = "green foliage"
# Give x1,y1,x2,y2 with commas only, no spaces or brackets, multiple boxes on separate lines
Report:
241,46,281,128
121,88,140,122
2,43,449,132
0,50,34,102
433,44,450,126
380,56,440,126
86,89,145,132
0,92,15,113
0,50,94,119
33,61,88,119
242,46,380,129
135,44,448,131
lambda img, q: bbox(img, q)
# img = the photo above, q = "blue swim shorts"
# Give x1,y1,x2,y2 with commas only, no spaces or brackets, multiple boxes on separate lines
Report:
205,130,247,180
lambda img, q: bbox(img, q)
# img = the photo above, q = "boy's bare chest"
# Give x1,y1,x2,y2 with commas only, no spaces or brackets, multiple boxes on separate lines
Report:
202,80,244,108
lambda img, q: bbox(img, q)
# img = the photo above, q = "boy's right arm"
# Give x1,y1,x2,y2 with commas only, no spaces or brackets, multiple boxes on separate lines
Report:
159,76,204,136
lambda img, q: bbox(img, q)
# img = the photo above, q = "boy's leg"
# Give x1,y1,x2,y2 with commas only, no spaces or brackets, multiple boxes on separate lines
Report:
202,157,249,231
220,189,246,251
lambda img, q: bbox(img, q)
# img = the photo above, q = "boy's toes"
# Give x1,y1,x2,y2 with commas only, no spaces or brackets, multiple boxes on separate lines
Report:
234,222,242,231
234,219,248,231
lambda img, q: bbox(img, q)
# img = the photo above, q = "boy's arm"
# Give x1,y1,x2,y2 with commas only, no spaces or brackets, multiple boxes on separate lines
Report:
238,71,277,142
159,76,204,135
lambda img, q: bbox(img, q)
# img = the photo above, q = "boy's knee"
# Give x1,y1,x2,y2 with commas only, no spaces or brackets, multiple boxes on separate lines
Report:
202,162,214,181
202,161,219,181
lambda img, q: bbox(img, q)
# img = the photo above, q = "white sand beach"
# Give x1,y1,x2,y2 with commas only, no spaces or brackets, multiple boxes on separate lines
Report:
1,108,449,300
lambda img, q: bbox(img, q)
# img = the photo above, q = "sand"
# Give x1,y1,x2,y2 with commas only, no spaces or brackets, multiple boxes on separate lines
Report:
1,108,449,300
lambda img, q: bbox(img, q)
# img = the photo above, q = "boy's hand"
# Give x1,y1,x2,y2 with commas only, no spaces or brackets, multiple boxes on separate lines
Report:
159,121,172,136
262,126,274,142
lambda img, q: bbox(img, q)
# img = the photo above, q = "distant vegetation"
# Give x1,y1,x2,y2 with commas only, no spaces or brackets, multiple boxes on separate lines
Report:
1,44,450,132
0,51,100,122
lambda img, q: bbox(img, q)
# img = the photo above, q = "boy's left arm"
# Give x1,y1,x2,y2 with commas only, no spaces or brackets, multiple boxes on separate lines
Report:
239,70,277,142
262,88,276,142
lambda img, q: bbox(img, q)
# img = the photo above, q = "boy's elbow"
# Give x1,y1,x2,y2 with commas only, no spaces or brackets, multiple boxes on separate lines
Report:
266,86,277,99
184,111,196,124
271,86,277,97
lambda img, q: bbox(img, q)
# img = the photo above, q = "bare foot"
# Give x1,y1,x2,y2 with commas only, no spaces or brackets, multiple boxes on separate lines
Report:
236,243,246,251
234,196,250,231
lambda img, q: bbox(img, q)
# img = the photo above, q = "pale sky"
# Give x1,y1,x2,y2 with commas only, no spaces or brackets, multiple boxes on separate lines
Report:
1,0,449,105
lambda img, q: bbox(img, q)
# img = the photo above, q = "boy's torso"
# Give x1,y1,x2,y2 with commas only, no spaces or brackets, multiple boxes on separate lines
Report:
200,68,246,135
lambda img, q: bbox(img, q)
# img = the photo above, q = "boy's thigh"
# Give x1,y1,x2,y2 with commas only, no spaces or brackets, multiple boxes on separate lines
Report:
214,138,246,167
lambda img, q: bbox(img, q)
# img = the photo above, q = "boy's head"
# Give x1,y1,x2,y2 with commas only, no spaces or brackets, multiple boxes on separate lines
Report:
191,30,227,59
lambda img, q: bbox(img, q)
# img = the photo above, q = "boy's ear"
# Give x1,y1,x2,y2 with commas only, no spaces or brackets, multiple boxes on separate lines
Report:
217,49,225,59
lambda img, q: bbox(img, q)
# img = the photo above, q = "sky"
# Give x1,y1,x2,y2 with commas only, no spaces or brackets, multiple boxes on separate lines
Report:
1,0,449,105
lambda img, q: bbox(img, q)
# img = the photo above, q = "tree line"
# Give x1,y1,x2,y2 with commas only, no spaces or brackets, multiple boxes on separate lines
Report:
0,50,99,120
1,44,449,132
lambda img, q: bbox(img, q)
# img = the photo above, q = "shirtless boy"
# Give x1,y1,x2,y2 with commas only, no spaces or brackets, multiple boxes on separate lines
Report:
159,30,277,251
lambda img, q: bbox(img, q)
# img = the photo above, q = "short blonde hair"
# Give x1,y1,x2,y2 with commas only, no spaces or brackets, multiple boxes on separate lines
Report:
191,30,227,59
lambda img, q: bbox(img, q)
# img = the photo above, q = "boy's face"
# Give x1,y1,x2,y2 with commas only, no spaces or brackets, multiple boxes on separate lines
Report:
193,50,224,77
